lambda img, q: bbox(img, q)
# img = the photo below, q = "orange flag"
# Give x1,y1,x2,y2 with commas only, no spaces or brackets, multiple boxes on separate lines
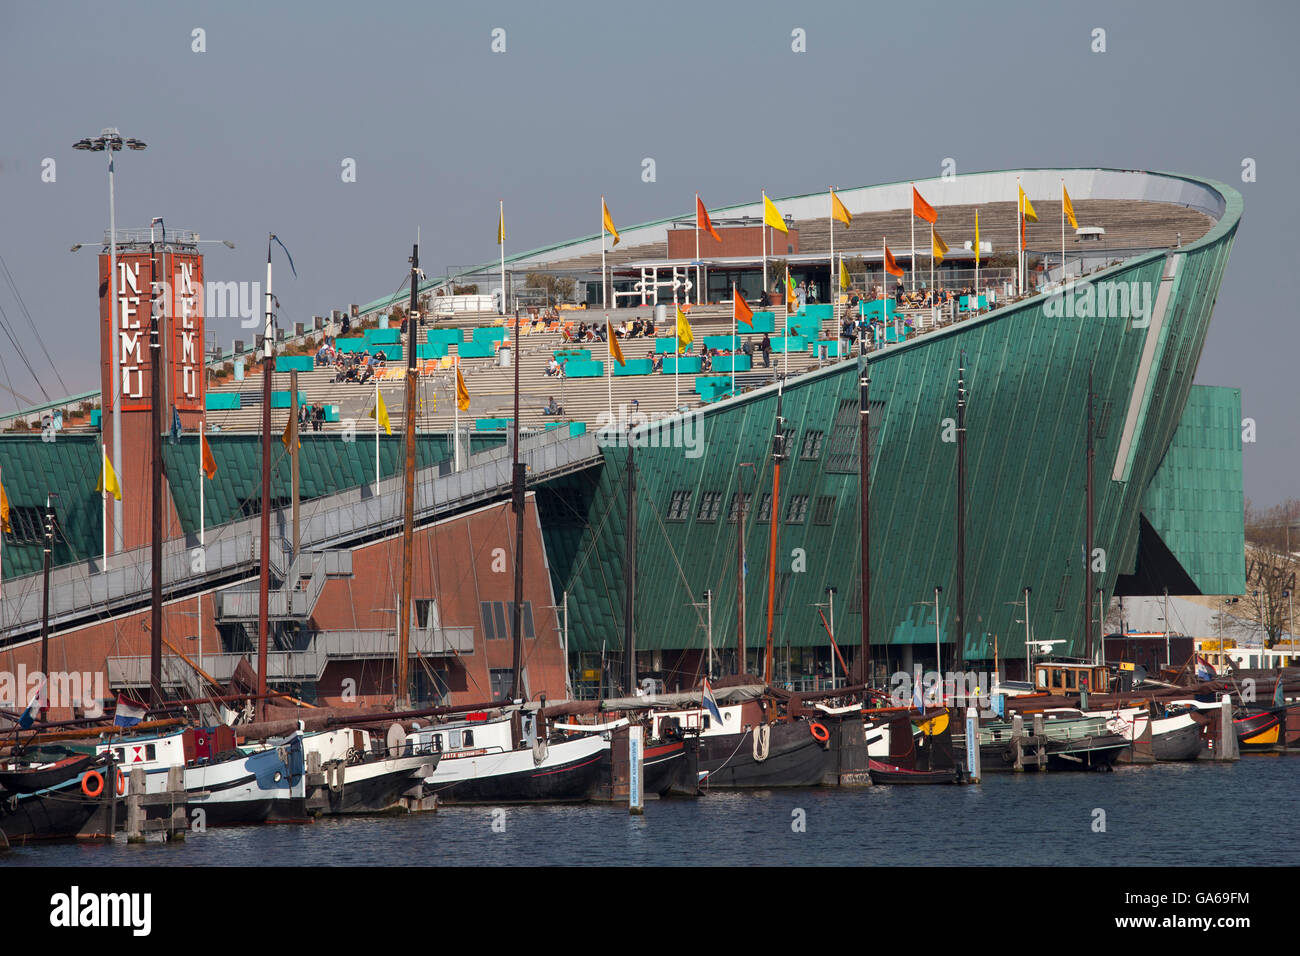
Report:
734,286,753,326
201,431,217,480
884,245,904,277
697,196,720,242
607,318,626,366
912,186,936,224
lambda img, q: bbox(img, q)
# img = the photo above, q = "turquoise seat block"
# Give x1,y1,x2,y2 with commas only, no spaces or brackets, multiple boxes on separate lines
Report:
662,355,701,373
803,303,833,320
324,404,341,422
91,408,101,427
748,311,777,334
271,390,310,409
335,338,368,353
426,328,464,345
614,359,654,376
365,328,400,345
417,342,449,359
476,417,512,430
458,340,496,358
206,392,242,410
473,327,507,344
712,355,752,372
276,355,315,372
655,338,679,353
563,360,604,378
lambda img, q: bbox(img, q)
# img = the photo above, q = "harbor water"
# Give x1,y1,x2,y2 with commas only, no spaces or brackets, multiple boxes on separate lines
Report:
3,757,1294,867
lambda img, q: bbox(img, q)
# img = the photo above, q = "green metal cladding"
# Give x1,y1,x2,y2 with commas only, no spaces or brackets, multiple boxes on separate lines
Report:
537,176,1243,665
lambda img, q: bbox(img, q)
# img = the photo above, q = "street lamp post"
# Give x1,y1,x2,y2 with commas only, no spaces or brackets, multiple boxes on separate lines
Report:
73,129,145,562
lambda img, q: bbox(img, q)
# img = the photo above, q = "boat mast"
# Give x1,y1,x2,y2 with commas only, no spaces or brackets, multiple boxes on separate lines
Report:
257,234,274,720
955,355,966,671
858,335,871,682
763,380,786,683
39,494,55,687
509,307,525,700
736,463,750,678
397,241,420,710
149,219,165,707
1084,369,1095,664
623,435,636,695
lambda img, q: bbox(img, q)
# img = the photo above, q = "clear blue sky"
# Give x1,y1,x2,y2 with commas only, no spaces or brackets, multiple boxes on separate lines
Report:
1,0,1296,505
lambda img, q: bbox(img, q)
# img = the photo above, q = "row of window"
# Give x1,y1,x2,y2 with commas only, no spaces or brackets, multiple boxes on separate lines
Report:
667,490,839,526
480,600,536,640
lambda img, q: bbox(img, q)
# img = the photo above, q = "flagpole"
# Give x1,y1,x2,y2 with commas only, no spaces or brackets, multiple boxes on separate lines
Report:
199,425,205,549
197,421,205,670
829,188,836,319
606,313,613,425
910,183,916,292
930,224,935,295
731,283,737,397
761,190,768,297
102,442,108,571
499,200,506,315
601,195,608,310
975,210,980,297
1061,178,1066,284
375,381,380,487
673,285,680,409
783,265,789,380
453,367,460,474
1017,176,1023,297
695,192,701,307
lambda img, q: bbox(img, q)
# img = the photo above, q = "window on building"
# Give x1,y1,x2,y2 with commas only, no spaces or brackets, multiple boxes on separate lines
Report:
667,490,693,521
785,495,809,524
800,430,825,460
813,495,836,526
776,427,796,459
481,601,535,640
757,493,773,522
727,492,752,524
697,491,722,522
3,505,64,547
826,398,885,474
489,668,515,700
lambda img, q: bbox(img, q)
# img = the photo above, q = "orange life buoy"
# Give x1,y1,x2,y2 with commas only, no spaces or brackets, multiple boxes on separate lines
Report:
114,768,126,796
81,770,104,797
809,721,830,743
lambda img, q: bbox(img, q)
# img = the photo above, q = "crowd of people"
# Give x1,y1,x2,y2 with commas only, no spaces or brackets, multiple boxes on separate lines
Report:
563,317,658,343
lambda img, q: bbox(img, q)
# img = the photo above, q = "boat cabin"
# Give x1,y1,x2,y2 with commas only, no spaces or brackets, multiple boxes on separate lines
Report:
1033,663,1110,695
408,713,513,760
95,726,236,770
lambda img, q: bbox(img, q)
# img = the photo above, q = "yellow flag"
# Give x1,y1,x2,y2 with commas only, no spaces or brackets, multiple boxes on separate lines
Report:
497,204,504,244
608,319,626,366
1063,185,1078,230
1020,186,1038,223
281,413,301,450
675,306,694,354
840,258,850,289
97,452,122,501
456,366,470,411
368,389,392,436
0,480,10,535
974,209,980,265
763,193,788,233
602,198,620,246
932,228,949,264
830,189,852,226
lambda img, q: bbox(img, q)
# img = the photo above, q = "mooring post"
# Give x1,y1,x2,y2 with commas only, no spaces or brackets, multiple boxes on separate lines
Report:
628,724,644,815
965,706,981,782
1032,713,1046,770
1219,693,1238,761
1012,714,1025,772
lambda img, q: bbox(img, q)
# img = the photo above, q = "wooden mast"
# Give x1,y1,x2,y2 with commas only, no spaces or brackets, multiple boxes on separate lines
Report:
763,380,786,683
397,242,420,710
857,330,871,682
736,466,748,678
623,436,636,695
149,222,165,707
955,356,967,670
1084,370,1095,664
509,307,525,700
257,234,274,720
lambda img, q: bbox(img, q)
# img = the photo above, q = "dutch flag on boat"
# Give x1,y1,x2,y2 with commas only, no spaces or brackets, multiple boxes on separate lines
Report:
1195,655,1217,681
17,677,46,730
702,679,723,725
114,693,148,729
